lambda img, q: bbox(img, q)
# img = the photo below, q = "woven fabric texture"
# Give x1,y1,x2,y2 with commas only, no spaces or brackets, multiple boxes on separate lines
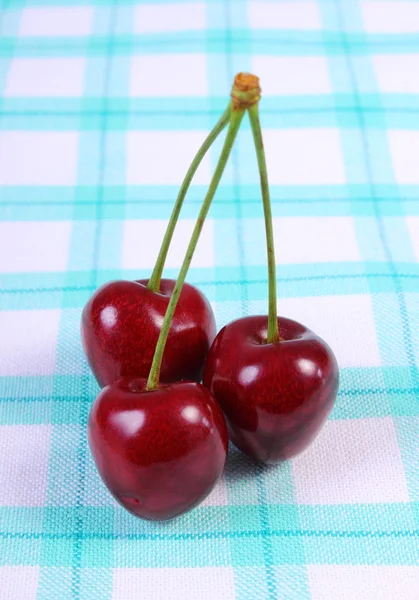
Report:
0,1,419,599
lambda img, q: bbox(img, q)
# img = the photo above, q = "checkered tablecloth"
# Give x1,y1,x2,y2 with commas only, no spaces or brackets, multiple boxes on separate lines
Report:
1,1,419,598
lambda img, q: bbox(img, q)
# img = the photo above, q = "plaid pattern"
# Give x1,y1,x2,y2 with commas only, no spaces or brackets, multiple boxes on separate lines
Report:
1,1,419,598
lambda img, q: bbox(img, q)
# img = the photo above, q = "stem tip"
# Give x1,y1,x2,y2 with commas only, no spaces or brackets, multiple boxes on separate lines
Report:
231,73,261,110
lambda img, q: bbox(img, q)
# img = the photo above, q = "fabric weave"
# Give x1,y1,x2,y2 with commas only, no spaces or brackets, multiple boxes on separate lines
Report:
0,1,418,598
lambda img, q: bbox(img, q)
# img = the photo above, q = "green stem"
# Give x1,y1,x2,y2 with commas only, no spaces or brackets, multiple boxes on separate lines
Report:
248,103,279,344
146,107,245,390
147,105,232,292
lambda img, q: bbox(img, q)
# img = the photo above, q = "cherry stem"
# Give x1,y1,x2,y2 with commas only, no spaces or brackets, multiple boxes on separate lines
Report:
147,105,232,292
248,103,279,344
146,106,246,390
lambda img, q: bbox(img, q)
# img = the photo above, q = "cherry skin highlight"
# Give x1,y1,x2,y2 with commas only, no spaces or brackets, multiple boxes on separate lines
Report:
203,316,339,464
81,278,216,388
88,378,228,520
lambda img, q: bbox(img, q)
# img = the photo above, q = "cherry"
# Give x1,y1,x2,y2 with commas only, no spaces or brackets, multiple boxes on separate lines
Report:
203,74,339,463
88,378,228,520
203,316,339,463
81,105,232,389
87,79,247,520
81,278,215,387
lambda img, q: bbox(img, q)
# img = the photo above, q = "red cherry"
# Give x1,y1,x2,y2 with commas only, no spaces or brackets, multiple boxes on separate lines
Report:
203,316,339,464
88,378,228,520
81,278,216,388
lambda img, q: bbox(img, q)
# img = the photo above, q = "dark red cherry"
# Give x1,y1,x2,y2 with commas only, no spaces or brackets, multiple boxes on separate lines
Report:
81,278,216,387
88,378,228,520
203,316,339,463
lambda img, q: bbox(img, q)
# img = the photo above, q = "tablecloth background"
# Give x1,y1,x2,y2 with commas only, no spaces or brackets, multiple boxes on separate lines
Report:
0,0,419,598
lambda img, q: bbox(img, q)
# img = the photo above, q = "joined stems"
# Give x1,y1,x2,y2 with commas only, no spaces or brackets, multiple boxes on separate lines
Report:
147,105,231,292
146,107,246,390
248,103,279,344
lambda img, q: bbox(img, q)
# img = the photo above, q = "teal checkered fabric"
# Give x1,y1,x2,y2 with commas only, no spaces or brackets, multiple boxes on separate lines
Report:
1,1,419,598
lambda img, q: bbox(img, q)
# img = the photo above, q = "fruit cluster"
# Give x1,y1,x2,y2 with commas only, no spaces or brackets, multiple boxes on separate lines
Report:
81,74,339,521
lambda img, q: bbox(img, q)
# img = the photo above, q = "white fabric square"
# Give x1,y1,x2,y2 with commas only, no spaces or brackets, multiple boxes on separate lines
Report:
277,294,381,368
252,56,331,95
126,131,211,185
263,129,345,185
308,565,419,600
373,54,419,94
0,425,51,506
122,219,214,269
83,451,119,507
388,130,419,184
18,7,93,37
134,3,206,33
362,2,419,33
293,417,409,504
0,566,40,600
0,221,71,273
129,54,207,97
201,475,228,507
0,309,61,376
406,217,419,261
112,567,236,600
274,217,360,264
5,58,86,97
248,1,321,30
55,308,86,375
0,132,79,185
